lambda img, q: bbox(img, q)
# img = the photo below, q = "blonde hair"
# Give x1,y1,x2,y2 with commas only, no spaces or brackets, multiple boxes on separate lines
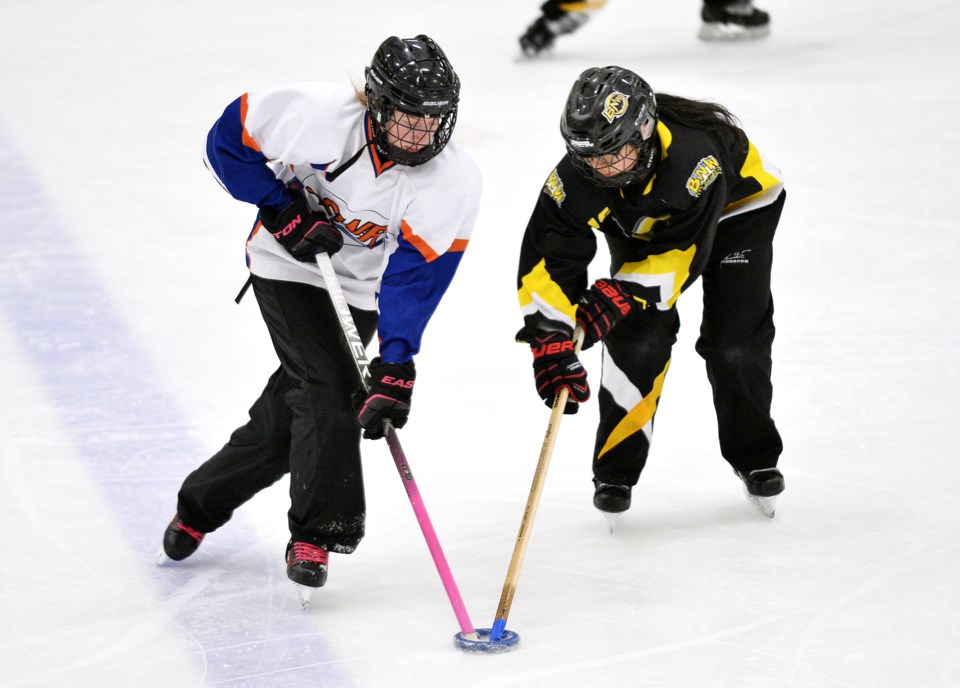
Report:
353,77,367,107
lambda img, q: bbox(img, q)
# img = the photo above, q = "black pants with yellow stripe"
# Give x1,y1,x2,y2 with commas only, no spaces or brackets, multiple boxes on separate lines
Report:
174,276,378,554
593,193,785,487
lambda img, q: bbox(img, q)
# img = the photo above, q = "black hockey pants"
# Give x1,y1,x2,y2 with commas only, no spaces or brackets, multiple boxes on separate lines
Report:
593,192,785,486
175,275,378,553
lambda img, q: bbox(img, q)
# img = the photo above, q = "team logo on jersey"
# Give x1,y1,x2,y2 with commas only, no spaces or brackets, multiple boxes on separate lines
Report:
543,168,566,206
686,155,722,197
602,92,630,123
321,197,388,246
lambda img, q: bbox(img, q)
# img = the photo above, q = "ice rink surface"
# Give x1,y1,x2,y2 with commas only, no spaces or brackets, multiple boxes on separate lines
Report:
2,1,958,686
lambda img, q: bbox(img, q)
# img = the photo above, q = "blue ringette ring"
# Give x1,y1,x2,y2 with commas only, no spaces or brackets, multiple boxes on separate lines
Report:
453,628,521,653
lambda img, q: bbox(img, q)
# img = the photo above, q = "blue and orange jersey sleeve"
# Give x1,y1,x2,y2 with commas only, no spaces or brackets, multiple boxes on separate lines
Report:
204,94,291,210
376,228,468,363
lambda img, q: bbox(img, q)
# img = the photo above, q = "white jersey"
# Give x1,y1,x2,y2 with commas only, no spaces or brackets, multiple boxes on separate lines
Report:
203,81,482,362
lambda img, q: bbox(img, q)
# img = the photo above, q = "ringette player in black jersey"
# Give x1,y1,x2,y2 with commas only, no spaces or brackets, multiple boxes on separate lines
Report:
516,66,786,518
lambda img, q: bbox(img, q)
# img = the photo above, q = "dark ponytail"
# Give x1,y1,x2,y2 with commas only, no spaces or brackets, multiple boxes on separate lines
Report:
655,93,748,152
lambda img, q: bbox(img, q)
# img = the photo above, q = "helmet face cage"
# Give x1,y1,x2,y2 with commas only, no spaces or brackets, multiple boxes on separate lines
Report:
560,66,659,188
365,35,460,166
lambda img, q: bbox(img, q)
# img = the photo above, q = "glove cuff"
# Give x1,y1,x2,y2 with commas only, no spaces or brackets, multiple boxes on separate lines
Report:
370,356,416,381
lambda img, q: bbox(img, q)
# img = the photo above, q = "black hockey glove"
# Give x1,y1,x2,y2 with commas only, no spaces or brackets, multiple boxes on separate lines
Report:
576,279,645,350
260,197,343,261
530,331,589,414
357,357,416,440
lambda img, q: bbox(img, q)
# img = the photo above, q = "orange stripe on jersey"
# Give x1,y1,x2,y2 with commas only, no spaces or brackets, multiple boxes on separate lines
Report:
449,238,469,252
400,220,440,262
365,116,395,176
240,93,261,153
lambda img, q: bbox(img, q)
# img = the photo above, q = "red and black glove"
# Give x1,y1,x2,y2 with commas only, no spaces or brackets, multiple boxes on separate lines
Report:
260,197,343,261
357,357,416,440
530,331,589,414
576,278,644,350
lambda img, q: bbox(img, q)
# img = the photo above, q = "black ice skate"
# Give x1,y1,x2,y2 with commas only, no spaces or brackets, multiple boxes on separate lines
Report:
157,514,205,565
735,467,784,518
286,540,329,608
593,480,632,533
698,1,770,41
519,11,590,56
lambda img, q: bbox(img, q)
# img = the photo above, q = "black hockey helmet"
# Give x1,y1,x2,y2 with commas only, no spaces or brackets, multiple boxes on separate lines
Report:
365,35,460,166
560,66,659,187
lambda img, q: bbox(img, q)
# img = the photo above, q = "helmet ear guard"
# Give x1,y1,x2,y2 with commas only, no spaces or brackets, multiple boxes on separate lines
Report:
560,66,659,188
365,35,460,166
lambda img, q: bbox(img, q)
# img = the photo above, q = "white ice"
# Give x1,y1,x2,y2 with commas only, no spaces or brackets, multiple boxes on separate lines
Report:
2,1,959,686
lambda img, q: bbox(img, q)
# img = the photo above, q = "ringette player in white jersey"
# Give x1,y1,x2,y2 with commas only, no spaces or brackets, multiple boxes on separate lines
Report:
159,35,481,594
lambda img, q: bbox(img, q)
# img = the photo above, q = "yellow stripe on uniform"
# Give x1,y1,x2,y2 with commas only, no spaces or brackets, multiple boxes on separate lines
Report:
557,0,608,11
616,245,696,310
739,140,781,191
518,258,577,325
597,360,671,460
723,140,784,215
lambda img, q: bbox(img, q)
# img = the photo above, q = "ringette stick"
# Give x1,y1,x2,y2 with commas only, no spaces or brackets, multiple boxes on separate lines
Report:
315,252,478,639
490,328,585,641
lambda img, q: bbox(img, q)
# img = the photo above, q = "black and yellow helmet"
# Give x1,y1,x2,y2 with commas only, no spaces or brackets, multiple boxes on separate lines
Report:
560,66,659,187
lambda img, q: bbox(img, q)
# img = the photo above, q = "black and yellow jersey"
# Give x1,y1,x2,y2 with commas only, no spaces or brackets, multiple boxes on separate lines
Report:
516,118,783,341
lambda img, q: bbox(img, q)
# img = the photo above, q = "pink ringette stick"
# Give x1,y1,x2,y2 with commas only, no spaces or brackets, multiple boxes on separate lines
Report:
315,253,477,639
383,427,475,635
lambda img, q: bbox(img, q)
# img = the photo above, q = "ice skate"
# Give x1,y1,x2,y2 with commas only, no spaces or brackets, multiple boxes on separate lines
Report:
519,11,590,56
698,1,770,41
157,514,205,565
593,480,631,532
286,540,329,608
602,512,623,534
735,467,784,518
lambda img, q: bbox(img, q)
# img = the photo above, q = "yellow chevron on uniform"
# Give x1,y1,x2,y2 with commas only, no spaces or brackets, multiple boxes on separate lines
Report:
518,258,577,326
597,360,671,460
616,245,696,310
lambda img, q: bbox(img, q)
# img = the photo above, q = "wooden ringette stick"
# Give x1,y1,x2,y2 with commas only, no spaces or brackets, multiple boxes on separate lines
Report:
490,327,585,641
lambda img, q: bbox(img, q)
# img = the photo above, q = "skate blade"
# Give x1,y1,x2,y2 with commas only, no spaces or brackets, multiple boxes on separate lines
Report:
603,512,622,534
155,549,170,566
295,584,313,609
748,494,777,518
698,24,770,41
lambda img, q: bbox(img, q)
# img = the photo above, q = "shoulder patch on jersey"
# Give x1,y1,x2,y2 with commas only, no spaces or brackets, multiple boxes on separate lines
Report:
543,168,566,206
686,155,722,197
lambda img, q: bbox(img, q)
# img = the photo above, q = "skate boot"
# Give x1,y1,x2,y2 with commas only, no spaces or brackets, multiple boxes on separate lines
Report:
593,479,632,533
593,480,632,513
698,1,770,41
519,10,591,56
158,514,205,564
286,540,329,608
735,467,784,518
